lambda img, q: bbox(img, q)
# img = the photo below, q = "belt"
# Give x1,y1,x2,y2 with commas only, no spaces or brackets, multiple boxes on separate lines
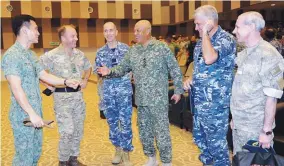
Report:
55,86,80,93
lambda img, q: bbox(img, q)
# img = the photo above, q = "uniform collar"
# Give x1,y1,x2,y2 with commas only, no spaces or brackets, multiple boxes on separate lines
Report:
14,41,28,52
105,41,122,51
14,41,33,58
136,38,156,50
246,38,264,55
211,25,222,42
57,44,79,56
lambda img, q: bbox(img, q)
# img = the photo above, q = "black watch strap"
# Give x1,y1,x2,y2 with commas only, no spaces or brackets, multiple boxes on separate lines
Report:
262,129,272,135
64,79,67,86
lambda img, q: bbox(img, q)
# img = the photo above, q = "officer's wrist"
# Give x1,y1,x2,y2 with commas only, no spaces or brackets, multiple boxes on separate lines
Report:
262,128,273,136
202,32,209,38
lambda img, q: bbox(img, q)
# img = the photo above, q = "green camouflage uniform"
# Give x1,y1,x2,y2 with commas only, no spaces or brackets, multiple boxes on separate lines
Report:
108,39,184,163
1,41,44,166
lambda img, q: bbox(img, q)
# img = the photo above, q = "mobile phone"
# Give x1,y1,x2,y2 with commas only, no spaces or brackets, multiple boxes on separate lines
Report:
47,121,54,125
42,88,53,96
97,64,102,77
76,85,81,91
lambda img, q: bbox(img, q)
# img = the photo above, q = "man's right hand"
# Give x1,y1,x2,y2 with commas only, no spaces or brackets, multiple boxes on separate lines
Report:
65,79,80,89
29,112,44,128
97,65,110,76
183,78,192,90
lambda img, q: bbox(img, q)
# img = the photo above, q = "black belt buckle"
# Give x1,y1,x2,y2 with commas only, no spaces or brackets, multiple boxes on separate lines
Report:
75,85,81,91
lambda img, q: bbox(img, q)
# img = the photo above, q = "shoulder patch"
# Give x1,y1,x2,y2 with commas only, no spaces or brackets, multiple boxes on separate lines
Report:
270,65,282,77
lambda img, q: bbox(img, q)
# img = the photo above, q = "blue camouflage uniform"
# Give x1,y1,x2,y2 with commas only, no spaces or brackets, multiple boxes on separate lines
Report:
1,41,44,166
192,26,236,166
94,42,133,151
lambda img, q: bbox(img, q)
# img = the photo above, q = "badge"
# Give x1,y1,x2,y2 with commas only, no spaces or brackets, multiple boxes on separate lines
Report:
270,65,281,77
71,63,77,73
111,58,118,67
237,70,243,74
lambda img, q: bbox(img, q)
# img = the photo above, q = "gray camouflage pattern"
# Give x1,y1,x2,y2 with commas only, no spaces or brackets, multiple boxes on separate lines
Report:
40,44,91,161
231,39,284,131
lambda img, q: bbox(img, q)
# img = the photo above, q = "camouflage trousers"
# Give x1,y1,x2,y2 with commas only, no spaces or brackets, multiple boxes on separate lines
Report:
97,81,105,111
193,108,230,166
11,120,42,166
137,105,172,163
104,95,133,151
54,92,86,161
232,128,274,155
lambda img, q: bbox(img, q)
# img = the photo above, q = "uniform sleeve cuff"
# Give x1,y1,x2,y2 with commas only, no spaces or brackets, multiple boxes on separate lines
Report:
174,88,185,95
263,88,283,99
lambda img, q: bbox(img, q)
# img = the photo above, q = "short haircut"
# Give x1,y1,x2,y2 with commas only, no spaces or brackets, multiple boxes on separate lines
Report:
103,22,117,30
12,14,36,36
239,11,265,32
194,5,218,23
57,24,76,41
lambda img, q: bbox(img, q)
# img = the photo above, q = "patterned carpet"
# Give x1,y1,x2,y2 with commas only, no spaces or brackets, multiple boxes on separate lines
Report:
1,75,203,166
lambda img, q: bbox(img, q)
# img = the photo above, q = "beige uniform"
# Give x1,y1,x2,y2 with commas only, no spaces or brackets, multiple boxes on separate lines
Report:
40,45,91,161
230,39,284,154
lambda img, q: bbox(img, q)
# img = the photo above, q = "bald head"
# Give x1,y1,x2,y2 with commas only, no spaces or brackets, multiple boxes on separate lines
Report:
103,22,118,42
135,20,152,31
104,22,117,30
134,20,152,45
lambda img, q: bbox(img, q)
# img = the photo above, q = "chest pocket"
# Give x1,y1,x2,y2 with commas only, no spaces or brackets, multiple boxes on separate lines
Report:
75,58,84,72
240,55,261,80
53,57,70,77
21,62,38,85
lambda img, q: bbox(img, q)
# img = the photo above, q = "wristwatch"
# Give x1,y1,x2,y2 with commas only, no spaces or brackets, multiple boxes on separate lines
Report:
64,79,67,86
262,129,272,136
207,30,210,36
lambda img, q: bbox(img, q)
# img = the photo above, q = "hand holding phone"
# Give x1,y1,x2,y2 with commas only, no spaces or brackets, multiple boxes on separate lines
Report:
42,88,53,96
203,20,214,35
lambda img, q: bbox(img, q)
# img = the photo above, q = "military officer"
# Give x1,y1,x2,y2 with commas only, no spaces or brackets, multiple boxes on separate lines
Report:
1,15,79,166
93,22,133,166
231,11,284,155
98,20,184,166
184,5,236,166
40,25,91,166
